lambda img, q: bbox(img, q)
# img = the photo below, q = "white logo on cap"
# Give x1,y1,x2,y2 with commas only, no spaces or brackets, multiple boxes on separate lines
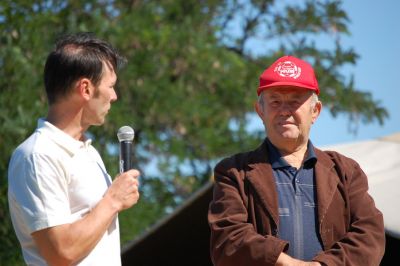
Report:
274,60,301,79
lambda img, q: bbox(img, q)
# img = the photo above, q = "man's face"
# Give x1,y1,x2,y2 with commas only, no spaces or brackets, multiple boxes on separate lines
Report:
84,63,118,126
256,87,321,147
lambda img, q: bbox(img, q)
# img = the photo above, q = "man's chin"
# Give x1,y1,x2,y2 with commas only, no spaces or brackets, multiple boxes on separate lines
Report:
277,129,300,139
92,119,106,126
280,133,298,139
268,132,299,144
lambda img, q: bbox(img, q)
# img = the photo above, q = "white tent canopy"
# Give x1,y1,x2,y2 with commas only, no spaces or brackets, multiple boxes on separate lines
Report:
322,133,400,239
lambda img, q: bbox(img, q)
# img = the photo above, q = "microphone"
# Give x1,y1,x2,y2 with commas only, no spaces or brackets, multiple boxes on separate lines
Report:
117,126,135,173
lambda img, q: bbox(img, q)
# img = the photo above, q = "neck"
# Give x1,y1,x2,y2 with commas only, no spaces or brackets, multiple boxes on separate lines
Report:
281,146,308,169
272,139,309,169
46,102,87,141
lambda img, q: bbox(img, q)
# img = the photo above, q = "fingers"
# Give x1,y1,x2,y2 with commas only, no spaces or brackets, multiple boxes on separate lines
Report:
121,169,141,207
123,170,140,193
125,169,140,179
129,187,140,205
107,169,141,211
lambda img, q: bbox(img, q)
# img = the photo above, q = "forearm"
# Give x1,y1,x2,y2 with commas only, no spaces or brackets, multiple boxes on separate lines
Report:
209,177,287,265
33,169,140,265
314,159,385,265
63,194,120,259
210,221,288,266
33,194,120,265
313,216,385,266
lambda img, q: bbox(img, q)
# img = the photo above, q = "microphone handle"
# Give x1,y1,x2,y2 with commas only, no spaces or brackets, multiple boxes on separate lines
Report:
119,140,132,173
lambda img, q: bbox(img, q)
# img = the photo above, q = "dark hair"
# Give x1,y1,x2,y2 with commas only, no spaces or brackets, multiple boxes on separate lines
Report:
44,32,126,104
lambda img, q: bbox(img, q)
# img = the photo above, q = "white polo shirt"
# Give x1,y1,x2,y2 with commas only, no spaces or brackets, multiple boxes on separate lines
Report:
8,119,121,265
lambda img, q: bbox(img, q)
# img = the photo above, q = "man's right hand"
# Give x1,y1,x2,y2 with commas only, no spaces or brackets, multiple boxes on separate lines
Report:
106,169,140,212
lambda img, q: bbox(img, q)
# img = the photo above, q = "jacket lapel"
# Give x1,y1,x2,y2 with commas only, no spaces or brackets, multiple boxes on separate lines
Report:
314,149,339,224
246,141,280,226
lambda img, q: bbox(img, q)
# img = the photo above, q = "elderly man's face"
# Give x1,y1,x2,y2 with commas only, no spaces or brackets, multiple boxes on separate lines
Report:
256,87,321,147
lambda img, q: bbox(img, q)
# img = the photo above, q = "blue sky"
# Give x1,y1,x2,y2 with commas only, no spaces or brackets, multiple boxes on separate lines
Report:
311,0,400,146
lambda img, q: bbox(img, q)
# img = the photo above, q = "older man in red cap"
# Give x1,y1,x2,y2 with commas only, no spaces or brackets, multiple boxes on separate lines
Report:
208,55,385,266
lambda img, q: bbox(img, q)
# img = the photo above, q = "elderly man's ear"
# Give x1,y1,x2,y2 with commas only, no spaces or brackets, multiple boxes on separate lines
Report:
311,101,322,124
254,100,264,119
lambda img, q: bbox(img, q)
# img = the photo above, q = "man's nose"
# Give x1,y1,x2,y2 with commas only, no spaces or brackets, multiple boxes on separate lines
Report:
278,101,292,115
110,89,118,102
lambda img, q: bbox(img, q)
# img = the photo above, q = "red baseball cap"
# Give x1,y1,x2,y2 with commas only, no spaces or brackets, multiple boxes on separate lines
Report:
257,55,319,95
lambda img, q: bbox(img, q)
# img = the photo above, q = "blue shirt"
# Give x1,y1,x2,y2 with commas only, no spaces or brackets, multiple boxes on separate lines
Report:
266,138,323,260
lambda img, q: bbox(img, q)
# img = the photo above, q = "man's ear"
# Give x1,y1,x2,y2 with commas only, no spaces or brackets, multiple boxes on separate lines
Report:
76,78,92,101
254,100,263,119
311,101,322,123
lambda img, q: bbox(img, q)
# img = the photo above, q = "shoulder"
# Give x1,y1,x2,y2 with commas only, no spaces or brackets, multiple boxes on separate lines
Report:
316,148,359,164
8,128,68,183
215,141,268,173
215,151,251,172
10,130,41,163
10,129,58,163
315,147,362,175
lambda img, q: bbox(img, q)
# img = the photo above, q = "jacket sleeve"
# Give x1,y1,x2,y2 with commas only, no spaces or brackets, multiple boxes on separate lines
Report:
208,158,287,266
314,153,385,266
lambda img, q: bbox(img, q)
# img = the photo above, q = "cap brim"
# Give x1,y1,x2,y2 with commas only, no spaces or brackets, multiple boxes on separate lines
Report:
257,81,319,95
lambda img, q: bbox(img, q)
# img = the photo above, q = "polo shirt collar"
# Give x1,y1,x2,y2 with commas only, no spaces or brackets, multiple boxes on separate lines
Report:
37,118,92,156
265,138,317,169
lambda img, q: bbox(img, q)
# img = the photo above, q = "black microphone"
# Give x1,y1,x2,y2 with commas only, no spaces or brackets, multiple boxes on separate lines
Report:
117,126,135,173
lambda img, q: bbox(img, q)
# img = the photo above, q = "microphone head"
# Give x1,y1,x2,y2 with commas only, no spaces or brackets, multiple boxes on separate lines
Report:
117,126,135,142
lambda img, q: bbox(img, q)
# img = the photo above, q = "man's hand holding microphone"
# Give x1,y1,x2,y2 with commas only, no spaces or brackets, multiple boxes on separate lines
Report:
104,126,140,213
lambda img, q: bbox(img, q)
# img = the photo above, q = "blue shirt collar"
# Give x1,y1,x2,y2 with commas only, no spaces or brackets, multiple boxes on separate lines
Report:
265,138,317,169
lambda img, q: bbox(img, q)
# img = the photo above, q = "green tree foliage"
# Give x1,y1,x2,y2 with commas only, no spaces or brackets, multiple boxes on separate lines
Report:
0,0,388,263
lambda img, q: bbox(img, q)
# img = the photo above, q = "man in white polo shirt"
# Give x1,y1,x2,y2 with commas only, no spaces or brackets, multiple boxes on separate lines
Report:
8,32,140,265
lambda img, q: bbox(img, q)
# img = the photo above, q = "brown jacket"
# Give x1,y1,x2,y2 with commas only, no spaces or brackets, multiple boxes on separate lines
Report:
208,139,385,266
